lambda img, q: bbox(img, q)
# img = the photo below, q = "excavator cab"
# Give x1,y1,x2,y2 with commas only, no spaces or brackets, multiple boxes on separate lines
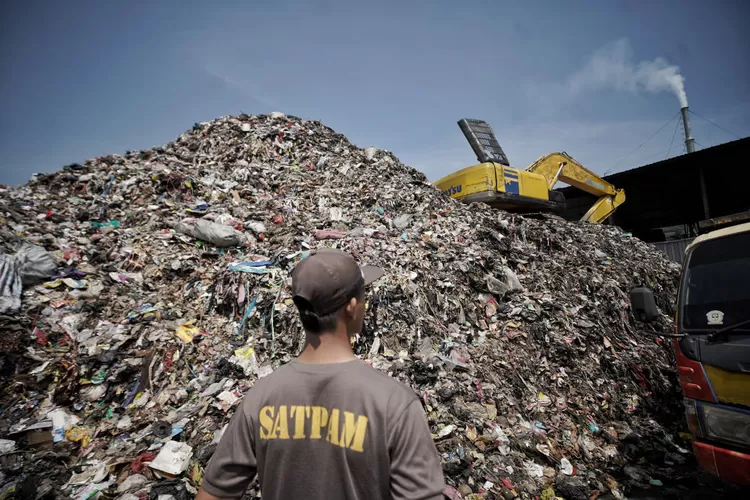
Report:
446,119,567,213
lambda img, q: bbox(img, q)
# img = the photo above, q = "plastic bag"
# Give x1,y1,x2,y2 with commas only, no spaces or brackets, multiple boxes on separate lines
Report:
15,244,57,286
0,253,22,313
176,219,243,247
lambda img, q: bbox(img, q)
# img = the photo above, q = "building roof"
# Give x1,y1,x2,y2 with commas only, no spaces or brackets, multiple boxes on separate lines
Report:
559,137,750,238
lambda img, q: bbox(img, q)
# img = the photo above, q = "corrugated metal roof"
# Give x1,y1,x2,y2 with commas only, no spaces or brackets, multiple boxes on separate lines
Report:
558,137,750,236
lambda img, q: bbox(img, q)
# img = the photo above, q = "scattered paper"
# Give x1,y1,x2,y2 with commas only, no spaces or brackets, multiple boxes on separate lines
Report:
149,441,193,475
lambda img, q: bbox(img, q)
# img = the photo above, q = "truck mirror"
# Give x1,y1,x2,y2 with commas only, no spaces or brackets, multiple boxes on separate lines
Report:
630,287,658,323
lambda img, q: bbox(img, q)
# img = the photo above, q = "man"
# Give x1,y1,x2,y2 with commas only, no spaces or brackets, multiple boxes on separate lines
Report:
196,248,445,500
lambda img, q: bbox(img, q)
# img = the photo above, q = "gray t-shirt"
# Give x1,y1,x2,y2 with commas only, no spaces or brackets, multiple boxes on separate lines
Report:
202,359,445,499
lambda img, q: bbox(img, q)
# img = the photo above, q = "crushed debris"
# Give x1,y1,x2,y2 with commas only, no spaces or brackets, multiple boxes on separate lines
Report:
0,112,694,499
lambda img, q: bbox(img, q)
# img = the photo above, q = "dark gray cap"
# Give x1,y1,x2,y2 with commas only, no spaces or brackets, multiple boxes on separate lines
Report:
291,248,383,316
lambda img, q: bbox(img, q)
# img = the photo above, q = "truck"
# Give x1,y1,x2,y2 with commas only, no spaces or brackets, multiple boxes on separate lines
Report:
434,119,626,223
630,221,750,485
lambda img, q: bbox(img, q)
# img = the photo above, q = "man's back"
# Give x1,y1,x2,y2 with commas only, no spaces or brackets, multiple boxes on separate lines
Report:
202,359,445,500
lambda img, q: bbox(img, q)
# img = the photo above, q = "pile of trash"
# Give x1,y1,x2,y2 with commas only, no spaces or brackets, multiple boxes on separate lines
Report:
0,113,686,499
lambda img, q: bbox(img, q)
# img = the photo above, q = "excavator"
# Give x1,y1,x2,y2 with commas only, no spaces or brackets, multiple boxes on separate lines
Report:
434,119,626,223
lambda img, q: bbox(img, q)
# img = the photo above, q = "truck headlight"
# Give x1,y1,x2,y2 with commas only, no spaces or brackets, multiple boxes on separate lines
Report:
702,404,750,447
684,399,702,438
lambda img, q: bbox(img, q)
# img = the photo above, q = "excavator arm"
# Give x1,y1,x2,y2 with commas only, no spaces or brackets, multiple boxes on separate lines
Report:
526,152,626,223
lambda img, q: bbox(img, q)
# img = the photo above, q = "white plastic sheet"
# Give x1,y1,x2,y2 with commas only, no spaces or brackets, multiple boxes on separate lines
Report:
175,219,243,247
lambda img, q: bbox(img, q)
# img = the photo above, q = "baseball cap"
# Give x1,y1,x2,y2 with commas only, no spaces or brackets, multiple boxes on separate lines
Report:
292,248,384,316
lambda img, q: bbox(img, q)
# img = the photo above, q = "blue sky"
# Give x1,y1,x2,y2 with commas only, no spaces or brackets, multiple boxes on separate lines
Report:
1,1,749,186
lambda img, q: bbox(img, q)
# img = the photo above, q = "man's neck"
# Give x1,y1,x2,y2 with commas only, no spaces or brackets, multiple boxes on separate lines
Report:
297,330,357,364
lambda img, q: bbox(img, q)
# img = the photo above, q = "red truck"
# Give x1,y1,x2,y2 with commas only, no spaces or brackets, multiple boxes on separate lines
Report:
631,221,750,485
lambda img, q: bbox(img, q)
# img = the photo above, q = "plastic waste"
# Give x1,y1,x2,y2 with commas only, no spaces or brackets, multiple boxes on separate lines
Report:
1,244,57,313
560,457,574,475
91,219,121,228
524,460,545,478
176,321,201,343
0,439,16,454
0,253,22,313
437,425,456,439
149,441,194,475
117,474,148,492
0,112,701,499
314,229,347,240
66,460,108,485
48,409,80,443
393,213,413,229
175,219,244,247
15,244,57,286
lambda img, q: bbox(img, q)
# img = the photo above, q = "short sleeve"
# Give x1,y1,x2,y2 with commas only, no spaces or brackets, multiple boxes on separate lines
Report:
388,400,445,500
201,399,258,498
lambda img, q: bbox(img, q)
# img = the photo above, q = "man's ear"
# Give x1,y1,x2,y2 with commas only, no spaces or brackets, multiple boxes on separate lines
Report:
345,297,358,317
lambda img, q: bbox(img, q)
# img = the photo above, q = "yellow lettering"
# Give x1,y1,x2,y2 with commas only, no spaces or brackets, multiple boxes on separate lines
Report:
326,409,340,446
290,405,310,439
259,406,275,439
310,406,328,439
340,412,369,452
262,405,367,450
270,405,289,439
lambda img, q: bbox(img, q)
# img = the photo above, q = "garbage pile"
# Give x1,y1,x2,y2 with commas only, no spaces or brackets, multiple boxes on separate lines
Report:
0,113,685,499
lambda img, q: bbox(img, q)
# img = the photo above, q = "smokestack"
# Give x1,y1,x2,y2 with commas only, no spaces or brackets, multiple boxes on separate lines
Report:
681,106,695,153
683,106,710,218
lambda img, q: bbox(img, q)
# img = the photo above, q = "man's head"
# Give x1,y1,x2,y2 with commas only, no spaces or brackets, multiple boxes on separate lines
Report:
291,249,383,336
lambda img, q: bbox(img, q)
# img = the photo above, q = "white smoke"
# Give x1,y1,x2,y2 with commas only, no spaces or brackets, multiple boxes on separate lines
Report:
568,38,688,108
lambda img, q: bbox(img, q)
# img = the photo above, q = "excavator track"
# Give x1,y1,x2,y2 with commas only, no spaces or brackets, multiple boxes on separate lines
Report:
462,191,566,213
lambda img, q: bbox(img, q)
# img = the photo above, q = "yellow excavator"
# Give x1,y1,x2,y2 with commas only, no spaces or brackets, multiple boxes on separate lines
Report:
435,119,626,223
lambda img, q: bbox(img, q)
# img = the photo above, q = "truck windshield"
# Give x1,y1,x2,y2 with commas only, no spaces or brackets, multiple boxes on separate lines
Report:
681,231,750,332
